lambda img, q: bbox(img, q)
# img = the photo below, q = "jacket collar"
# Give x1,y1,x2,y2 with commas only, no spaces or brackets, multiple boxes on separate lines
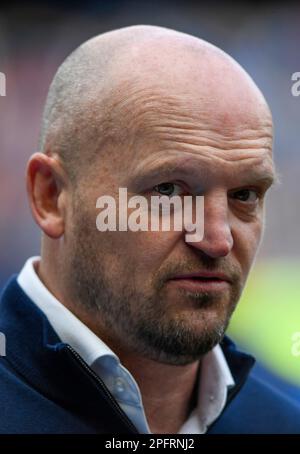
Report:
0,276,138,433
220,335,256,405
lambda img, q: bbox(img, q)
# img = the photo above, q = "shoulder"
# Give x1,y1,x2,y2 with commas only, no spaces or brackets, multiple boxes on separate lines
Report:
209,366,300,434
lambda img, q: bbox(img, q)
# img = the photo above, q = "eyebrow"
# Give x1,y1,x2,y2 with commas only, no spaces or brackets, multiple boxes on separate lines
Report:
132,159,278,189
133,161,196,183
246,173,278,188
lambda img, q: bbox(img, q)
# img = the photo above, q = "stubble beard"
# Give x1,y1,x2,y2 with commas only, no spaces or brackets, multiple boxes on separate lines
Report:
68,214,243,366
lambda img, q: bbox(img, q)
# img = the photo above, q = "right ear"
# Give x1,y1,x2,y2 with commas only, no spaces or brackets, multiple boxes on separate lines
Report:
26,152,67,239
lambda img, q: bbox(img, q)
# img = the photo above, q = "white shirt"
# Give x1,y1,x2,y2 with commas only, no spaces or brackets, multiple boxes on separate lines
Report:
17,256,234,434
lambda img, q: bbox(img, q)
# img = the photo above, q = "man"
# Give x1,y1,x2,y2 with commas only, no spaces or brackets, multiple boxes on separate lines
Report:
0,24,299,434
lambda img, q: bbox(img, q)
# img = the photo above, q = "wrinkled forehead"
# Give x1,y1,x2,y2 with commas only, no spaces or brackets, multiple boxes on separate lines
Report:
91,41,274,183
104,79,273,170
106,48,272,140
109,37,273,127
114,84,272,136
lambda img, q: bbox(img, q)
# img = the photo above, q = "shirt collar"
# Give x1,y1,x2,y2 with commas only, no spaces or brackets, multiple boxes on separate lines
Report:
17,256,118,366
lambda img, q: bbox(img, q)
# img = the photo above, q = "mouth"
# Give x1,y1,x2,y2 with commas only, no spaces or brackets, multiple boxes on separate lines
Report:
167,272,231,293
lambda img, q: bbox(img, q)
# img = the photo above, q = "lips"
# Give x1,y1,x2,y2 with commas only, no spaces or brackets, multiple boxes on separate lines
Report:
170,272,231,283
167,271,231,293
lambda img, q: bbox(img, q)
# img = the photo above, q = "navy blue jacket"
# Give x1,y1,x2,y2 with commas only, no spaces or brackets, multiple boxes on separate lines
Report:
0,276,299,434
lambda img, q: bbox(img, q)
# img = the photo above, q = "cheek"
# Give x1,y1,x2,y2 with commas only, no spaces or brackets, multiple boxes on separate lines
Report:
118,230,182,286
91,229,179,274
232,219,263,274
136,230,182,261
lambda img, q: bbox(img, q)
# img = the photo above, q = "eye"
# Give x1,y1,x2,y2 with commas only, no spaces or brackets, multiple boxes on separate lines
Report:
230,189,259,203
153,182,183,197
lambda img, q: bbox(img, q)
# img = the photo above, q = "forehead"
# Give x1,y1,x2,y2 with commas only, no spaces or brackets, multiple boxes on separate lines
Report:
128,149,275,193
114,89,275,185
110,78,273,133
97,71,274,187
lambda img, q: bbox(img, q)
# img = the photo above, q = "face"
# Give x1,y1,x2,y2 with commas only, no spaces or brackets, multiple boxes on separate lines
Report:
65,82,274,366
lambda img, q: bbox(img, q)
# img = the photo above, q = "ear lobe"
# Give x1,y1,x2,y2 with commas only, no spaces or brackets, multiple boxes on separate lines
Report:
26,152,66,239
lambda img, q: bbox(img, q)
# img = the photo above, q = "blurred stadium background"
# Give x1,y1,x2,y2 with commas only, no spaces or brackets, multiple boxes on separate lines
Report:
0,1,299,404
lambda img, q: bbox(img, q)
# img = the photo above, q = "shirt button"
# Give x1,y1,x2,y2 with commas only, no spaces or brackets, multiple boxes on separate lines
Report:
115,377,125,393
209,394,215,402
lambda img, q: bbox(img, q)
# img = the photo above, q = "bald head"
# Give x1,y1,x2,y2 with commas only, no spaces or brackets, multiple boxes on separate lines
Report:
39,25,272,181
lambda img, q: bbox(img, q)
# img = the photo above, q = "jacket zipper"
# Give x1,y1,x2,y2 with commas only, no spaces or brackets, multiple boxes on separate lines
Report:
66,344,139,433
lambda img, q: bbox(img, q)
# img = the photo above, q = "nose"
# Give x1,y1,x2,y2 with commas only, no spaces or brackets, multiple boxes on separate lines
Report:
185,191,233,258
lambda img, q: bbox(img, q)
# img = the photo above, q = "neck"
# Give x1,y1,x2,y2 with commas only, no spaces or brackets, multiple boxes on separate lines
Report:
120,353,201,434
